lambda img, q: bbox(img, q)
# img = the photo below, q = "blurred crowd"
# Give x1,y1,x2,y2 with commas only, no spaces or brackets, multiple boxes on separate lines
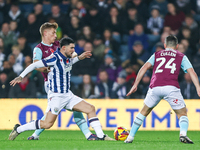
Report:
0,0,200,99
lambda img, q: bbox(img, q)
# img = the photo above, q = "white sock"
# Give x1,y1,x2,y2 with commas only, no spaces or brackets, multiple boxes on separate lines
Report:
127,135,134,141
89,117,104,138
17,120,40,133
32,133,39,138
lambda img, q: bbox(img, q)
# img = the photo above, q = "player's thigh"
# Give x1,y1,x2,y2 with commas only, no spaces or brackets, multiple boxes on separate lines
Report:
164,86,186,110
72,100,94,114
64,90,92,113
144,87,162,108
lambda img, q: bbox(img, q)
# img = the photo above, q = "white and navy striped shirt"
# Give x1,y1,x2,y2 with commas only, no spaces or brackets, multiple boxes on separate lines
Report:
20,49,79,93
42,49,79,93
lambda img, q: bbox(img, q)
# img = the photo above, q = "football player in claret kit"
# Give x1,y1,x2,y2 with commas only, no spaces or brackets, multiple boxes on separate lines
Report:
125,35,200,144
27,22,98,141
9,37,115,141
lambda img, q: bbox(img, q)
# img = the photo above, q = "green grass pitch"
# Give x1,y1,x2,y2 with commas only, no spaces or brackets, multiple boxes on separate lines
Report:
0,130,200,150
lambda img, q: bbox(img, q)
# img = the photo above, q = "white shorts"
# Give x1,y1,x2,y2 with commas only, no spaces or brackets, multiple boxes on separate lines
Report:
144,86,186,110
47,90,83,115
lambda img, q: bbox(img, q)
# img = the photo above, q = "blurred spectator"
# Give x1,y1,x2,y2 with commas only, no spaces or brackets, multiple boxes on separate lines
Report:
93,34,106,60
0,0,9,16
59,0,70,14
112,0,126,16
149,0,168,17
180,73,199,99
177,26,197,54
82,6,104,34
64,16,81,41
42,0,52,15
74,36,86,55
8,76,37,98
1,60,17,81
11,45,24,69
76,0,86,17
150,41,164,54
174,0,191,15
147,6,163,49
0,22,17,51
103,28,120,56
72,42,100,76
181,14,199,44
0,70,10,98
97,52,122,82
95,0,111,16
130,41,150,69
128,23,149,51
8,53,23,75
177,43,192,61
164,3,185,35
33,3,45,25
79,25,95,43
77,74,95,98
9,20,20,39
191,0,200,23
94,70,114,99
122,5,144,39
104,6,122,43
0,46,5,68
17,34,32,57
111,71,133,99
126,0,149,21
5,3,25,32
45,4,66,31
24,13,41,50
147,6,163,35
121,62,137,84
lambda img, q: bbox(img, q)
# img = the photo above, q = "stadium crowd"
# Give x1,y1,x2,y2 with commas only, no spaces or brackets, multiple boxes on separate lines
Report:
0,0,200,99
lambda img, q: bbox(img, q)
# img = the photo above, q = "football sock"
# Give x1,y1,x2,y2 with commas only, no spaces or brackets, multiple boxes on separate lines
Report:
89,117,104,138
179,116,188,136
129,113,146,138
33,115,46,137
73,111,92,139
17,120,40,133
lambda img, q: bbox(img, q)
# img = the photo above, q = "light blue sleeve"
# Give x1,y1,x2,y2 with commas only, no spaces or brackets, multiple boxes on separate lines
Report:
181,55,193,73
147,54,155,66
33,47,42,61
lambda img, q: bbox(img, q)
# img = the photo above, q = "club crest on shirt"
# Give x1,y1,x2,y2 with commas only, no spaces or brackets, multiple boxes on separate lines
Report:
45,50,48,54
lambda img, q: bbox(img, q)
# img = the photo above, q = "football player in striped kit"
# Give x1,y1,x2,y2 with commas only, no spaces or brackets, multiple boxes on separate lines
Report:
9,37,115,141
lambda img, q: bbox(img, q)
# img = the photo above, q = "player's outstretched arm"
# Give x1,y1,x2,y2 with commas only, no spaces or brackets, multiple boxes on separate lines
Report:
10,61,46,86
187,68,200,97
127,62,152,96
78,51,92,60
34,60,50,73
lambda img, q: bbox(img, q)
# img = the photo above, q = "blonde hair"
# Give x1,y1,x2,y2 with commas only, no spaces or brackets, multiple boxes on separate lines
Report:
11,45,20,52
39,22,58,36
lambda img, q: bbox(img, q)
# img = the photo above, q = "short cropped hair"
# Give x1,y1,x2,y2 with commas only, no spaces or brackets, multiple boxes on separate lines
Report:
165,35,178,47
39,22,58,36
59,37,74,48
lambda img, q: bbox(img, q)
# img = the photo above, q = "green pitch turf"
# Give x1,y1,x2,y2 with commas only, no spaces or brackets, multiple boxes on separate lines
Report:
0,130,200,150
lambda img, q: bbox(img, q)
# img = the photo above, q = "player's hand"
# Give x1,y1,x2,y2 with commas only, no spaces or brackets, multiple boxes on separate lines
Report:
10,76,23,86
126,85,137,96
78,51,92,60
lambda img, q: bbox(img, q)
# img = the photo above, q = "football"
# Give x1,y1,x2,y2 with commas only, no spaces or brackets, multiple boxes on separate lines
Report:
114,126,129,141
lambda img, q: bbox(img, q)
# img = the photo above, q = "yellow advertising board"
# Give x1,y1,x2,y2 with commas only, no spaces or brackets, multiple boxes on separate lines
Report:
0,99,200,130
